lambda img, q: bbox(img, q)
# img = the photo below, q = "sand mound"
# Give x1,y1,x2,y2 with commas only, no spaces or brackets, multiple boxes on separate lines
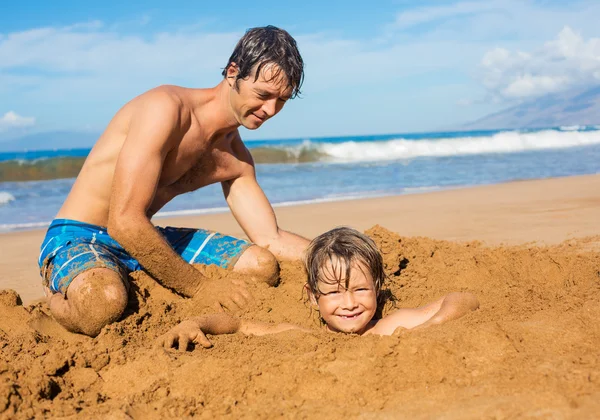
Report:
1,226,599,418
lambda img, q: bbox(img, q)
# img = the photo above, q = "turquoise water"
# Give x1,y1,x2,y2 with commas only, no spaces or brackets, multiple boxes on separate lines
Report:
1,126,599,232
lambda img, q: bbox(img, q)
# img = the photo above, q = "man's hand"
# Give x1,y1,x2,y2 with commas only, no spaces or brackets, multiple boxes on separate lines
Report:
158,320,213,351
193,276,253,312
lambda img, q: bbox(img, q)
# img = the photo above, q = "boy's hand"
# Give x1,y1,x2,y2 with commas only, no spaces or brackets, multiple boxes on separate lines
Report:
158,320,213,351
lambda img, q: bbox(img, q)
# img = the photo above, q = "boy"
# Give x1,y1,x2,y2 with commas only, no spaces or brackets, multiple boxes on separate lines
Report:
159,227,479,351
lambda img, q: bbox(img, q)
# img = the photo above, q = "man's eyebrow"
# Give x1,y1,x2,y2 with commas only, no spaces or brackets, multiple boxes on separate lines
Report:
255,88,291,101
255,89,277,96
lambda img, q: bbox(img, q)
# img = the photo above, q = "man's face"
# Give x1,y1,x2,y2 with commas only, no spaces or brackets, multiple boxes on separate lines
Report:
311,259,378,334
227,63,292,130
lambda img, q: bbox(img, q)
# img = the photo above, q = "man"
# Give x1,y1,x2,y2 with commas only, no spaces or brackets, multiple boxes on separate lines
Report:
38,26,310,336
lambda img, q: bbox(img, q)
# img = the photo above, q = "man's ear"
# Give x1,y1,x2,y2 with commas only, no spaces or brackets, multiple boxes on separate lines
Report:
304,284,318,307
226,62,239,86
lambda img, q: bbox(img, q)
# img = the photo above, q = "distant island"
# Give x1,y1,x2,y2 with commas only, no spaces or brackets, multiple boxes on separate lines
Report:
463,85,600,130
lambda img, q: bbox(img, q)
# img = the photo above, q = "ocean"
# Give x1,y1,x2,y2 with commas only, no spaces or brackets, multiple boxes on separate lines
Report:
1,126,600,233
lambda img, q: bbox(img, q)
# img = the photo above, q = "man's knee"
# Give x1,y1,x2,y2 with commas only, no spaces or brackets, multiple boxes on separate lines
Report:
50,268,128,336
234,245,280,286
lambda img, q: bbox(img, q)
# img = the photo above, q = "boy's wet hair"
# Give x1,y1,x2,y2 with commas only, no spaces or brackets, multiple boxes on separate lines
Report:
222,25,304,98
304,227,385,299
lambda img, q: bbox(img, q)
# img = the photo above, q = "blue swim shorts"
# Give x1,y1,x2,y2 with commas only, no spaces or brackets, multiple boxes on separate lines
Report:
38,219,251,295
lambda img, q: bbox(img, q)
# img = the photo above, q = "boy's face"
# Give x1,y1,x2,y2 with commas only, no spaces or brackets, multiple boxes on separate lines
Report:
311,259,378,334
227,63,292,130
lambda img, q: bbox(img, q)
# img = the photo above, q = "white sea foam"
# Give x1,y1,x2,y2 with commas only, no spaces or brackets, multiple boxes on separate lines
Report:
0,221,50,233
300,129,600,163
153,188,449,221
0,189,448,232
152,197,368,219
402,186,443,194
0,192,15,206
559,125,585,131
154,207,230,218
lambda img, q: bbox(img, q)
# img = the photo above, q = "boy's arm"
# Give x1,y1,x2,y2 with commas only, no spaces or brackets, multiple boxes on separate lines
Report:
158,314,309,351
417,292,480,329
371,292,479,336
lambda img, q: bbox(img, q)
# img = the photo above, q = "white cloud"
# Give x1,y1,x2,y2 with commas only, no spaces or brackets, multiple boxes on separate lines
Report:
0,111,35,131
479,26,600,100
392,1,502,31
502,74,570,98
0,22,485,103
387,0,600,47
0,26,239,74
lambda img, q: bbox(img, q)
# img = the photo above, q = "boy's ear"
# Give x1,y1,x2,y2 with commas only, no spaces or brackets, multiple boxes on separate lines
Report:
304,284,318,307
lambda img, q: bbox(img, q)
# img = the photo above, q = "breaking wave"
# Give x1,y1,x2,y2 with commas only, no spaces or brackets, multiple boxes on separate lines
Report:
0,191,15,206
251,129,600,164
559,125,585,131
2,128,600,181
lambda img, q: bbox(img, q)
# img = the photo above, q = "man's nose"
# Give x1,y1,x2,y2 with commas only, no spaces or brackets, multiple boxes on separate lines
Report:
262,98,277,117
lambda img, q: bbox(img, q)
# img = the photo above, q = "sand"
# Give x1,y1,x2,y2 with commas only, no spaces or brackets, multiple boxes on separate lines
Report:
1,174,599,418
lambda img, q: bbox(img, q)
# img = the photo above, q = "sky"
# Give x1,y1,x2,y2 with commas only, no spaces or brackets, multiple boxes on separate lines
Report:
1,0,600,143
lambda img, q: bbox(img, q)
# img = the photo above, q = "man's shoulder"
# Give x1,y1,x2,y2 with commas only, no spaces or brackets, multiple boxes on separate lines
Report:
138,86,186,112
229,130,255,171
125,86,192,128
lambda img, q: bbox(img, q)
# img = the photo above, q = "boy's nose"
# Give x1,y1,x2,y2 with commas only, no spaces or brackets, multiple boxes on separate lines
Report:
341,291,358,309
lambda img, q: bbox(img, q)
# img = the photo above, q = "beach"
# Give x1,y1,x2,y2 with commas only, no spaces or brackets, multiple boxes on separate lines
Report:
3,174,599,304
1,174,600,418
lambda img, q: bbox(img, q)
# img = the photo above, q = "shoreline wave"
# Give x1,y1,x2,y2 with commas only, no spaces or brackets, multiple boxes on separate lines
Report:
2,128,600,182
0,186,447,233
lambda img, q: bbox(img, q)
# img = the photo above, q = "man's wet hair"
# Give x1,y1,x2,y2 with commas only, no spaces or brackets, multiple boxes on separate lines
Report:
304,227,385,299
222,25,304,98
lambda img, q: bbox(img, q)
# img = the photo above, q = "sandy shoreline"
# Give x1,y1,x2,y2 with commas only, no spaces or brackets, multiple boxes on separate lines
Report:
1,173,600,418
2,174,599,304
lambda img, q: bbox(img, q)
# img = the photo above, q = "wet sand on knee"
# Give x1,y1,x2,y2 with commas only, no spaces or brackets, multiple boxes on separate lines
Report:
1,173,599,418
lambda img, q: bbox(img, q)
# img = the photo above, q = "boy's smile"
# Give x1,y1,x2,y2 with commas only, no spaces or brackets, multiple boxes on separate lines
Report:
313,259,378,335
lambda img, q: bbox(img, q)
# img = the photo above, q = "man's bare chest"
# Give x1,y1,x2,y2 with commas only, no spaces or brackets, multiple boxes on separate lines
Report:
159,144,240,196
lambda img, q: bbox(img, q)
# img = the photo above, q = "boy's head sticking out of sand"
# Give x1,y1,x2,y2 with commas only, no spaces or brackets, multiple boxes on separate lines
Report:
159,227,479,351
304,227,385,334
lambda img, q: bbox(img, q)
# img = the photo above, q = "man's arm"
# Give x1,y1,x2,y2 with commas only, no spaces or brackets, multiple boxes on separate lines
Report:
158,314,309,351
222,137,310,261
107,92,247,309
370,292,480,336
